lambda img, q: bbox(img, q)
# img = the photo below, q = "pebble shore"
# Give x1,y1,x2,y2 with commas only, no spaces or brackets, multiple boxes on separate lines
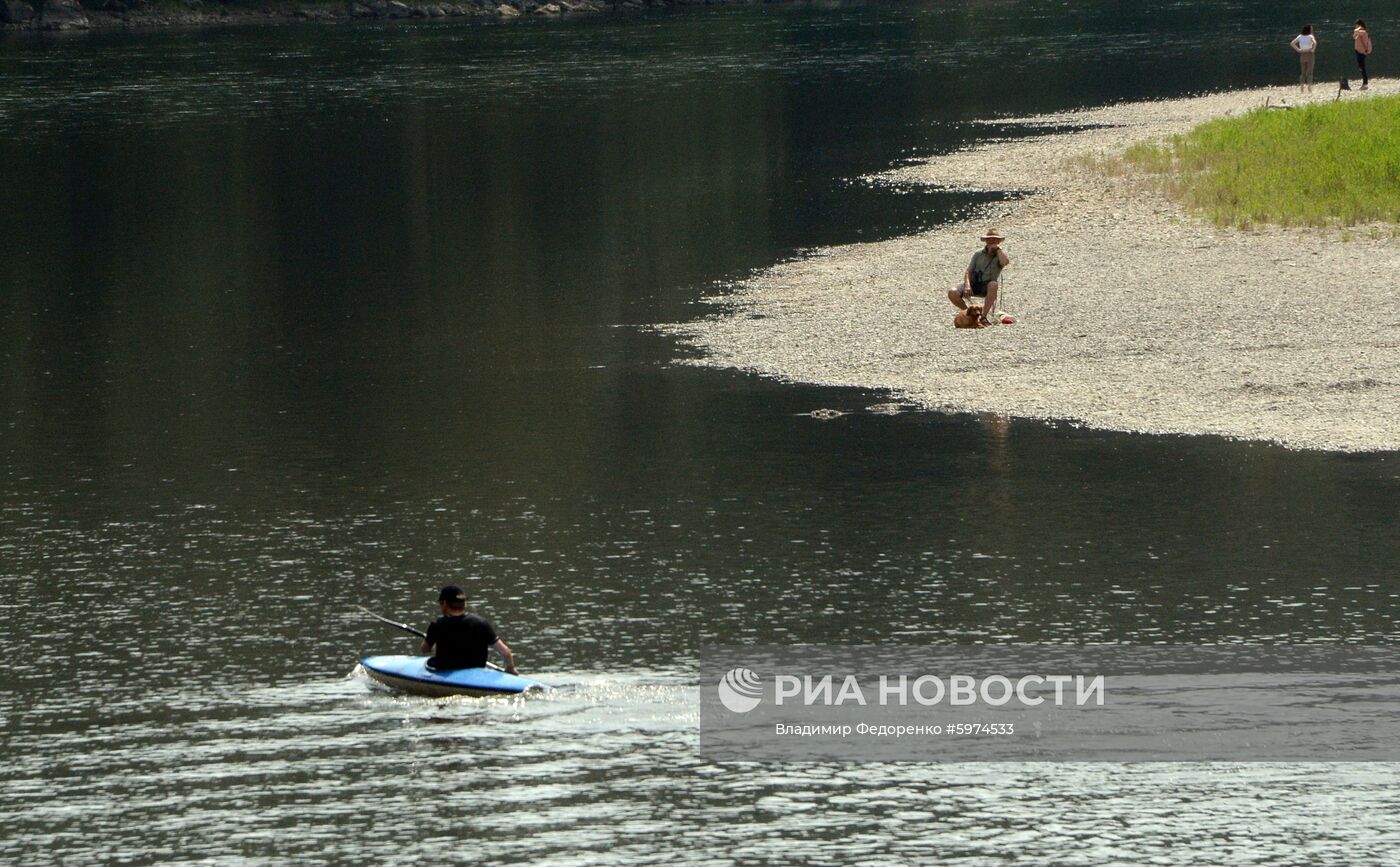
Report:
668,82,1400,452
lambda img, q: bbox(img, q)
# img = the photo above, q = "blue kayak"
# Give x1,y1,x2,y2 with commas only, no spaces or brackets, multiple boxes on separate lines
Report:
360,655,549,698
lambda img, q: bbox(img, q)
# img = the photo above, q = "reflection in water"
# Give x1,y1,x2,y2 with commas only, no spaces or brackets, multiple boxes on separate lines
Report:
2,1,1398,862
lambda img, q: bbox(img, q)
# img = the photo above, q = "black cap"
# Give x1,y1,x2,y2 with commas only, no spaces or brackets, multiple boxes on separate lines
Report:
438,585,467,604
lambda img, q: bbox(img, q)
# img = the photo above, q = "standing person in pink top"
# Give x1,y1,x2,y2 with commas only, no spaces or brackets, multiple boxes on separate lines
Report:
1291,25,1318,94
1354,20,1373,90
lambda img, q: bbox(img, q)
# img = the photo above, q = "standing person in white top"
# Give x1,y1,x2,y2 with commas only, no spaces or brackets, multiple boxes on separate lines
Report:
1291,25,1318,94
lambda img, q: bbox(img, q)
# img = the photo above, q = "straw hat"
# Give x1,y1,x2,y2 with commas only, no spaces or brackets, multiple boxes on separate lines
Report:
980,228,1006,242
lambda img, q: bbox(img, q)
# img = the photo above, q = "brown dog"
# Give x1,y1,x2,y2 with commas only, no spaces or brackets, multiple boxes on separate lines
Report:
954,304,987,329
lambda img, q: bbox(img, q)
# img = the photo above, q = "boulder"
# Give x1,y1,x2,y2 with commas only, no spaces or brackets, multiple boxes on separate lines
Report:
385,0,409,15
534,1,559,11
38,0,89,28
494,2,517,14
0,0,35,22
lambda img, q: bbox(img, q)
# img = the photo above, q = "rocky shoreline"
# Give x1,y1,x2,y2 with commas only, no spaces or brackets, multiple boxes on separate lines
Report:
1,0,707,31
666,83,1400,453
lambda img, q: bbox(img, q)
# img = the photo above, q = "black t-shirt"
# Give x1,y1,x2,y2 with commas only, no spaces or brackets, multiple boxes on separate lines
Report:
425,614,498,670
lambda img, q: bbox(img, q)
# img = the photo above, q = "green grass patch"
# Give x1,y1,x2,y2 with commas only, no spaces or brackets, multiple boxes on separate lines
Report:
1121,94,1400,229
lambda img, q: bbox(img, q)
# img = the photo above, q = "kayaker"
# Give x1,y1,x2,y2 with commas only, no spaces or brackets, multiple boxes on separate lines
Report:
419,585,518,674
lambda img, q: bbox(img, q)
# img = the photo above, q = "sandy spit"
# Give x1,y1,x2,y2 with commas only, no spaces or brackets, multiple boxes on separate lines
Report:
665,82,1400,452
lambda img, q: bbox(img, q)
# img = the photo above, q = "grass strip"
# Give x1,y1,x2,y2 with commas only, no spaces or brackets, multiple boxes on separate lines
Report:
1121,93,1400,229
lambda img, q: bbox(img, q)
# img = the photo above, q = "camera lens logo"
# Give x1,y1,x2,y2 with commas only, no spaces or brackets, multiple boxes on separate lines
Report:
717,668,763,713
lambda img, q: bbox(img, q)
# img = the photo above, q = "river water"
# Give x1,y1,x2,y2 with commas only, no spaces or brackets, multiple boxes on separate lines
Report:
3,3,1398,863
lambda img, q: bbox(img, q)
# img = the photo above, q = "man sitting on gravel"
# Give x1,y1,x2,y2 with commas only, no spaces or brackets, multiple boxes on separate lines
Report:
948,228,1010,324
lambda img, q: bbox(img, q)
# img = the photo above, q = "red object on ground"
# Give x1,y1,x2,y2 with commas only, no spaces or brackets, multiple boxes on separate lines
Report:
1001,316,1014,324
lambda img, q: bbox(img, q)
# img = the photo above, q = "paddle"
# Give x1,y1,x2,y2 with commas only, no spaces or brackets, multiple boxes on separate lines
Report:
356,605,506,673
356,604,427,639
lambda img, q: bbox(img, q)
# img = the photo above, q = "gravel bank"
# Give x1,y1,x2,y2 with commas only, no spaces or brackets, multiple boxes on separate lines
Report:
668,82,1400,452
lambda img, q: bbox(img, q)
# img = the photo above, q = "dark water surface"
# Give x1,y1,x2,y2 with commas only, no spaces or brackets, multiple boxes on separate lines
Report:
3,3,1398,863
